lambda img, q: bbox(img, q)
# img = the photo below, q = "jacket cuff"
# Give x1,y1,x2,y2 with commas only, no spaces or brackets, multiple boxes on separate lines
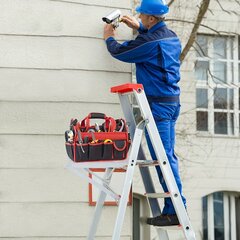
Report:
105,37,115,43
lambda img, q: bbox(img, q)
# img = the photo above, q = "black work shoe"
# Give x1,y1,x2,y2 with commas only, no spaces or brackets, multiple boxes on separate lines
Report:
147,214,180,226
147,215,166,225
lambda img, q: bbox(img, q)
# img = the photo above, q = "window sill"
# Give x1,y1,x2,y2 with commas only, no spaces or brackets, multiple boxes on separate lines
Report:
196,132,240,139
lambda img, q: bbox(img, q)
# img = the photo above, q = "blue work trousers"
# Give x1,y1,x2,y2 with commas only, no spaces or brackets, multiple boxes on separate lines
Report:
145,102,186,215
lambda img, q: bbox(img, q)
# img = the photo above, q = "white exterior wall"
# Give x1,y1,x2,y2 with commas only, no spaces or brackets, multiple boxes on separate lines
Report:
1,0,240,239
0,0,133,239
132,1,240,240
178,1,240,239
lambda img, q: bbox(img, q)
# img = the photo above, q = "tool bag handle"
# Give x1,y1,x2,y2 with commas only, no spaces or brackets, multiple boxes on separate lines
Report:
80,112,116,132
89,112,106,119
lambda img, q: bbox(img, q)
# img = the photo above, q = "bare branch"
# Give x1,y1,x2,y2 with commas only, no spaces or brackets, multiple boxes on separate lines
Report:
212,0,239,16
235,0,240,6
166,19,221,35
167,19,238,36
215,0,231,14
193,42,208,57
180,0,210,62
168,0,175,7
207,7,214,15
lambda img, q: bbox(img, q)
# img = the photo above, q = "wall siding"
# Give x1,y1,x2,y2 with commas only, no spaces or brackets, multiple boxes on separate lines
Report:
0,69,131,102
0,36,131,72
0,203,131,237
0,0,132,38
134,1,240,239
1,0,240,239
0,0,133,239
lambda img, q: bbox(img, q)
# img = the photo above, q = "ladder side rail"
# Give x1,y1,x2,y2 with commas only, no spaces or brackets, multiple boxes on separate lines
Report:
134,90,196,240
118,94,147,163
112,122,145,240
118,93,137,138
88,168,115,240
119,94,162,215
119,93,169,240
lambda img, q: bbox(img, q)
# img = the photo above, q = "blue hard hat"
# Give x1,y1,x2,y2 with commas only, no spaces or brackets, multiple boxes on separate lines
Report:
136,0,169,15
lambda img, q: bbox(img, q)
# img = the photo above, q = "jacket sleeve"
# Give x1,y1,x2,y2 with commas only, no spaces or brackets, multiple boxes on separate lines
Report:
105,35,155,63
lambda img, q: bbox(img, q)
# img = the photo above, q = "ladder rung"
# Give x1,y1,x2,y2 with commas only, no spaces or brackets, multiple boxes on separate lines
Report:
137,160,159,167
156,225,182,230
145,192,171,198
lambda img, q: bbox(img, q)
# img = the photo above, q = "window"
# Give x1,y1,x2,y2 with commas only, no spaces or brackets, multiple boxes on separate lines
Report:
202,192,240,240
195,35,240,136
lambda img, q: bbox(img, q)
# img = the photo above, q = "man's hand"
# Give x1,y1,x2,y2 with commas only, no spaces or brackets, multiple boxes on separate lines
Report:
104,24,116,40
121,15,140,30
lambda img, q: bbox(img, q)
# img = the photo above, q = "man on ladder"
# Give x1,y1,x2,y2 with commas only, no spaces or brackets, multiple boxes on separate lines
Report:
103,0,186,227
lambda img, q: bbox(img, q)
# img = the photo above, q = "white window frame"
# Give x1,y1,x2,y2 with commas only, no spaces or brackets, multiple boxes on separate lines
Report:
196,34,240,137
203,192,239,240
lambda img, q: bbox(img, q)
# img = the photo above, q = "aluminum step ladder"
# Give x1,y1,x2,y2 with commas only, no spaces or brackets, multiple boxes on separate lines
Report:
66,83,196,240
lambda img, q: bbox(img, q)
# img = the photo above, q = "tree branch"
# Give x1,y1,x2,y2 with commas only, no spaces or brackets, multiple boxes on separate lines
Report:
235,0,240,6
215,0,231,14
166,19,221,35
180,0,210,62
168,0,175,7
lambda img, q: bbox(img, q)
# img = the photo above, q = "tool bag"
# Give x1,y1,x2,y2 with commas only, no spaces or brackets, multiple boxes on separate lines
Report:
65,112,131,162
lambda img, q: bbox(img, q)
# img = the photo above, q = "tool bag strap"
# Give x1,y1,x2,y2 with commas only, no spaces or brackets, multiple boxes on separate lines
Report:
80,112,116,132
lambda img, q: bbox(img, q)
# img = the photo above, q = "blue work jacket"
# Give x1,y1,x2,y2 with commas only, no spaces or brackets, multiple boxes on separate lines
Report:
105,21,181,101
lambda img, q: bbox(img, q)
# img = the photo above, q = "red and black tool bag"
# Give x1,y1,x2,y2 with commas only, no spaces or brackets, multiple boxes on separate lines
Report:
65,113,131,162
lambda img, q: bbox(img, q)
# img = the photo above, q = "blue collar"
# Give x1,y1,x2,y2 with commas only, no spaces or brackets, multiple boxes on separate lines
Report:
149,21,166,33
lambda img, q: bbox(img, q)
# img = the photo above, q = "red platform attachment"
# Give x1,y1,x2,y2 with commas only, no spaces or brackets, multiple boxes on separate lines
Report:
111,83,143,94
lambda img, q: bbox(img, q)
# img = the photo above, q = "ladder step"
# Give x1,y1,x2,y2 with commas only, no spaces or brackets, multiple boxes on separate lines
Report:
145,192,171,198
137,160,159,167
156,225,182,230
110,83,143,94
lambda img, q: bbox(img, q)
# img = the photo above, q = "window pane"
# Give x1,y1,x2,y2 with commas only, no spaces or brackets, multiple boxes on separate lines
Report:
229,89,234,110
213,192,224,240
227,195,231,240
239,88,240,110
229,113,234,135
239,63,240,83
196,35,208,57
202,196,208,240
213,37,227,59
197,111,208,131
196,88,208,108
214,88,227,109
230,63,234,83
214,112,227,134
195,61,209,81
238,37,240,60
229,38,234,60
213,62,227,83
